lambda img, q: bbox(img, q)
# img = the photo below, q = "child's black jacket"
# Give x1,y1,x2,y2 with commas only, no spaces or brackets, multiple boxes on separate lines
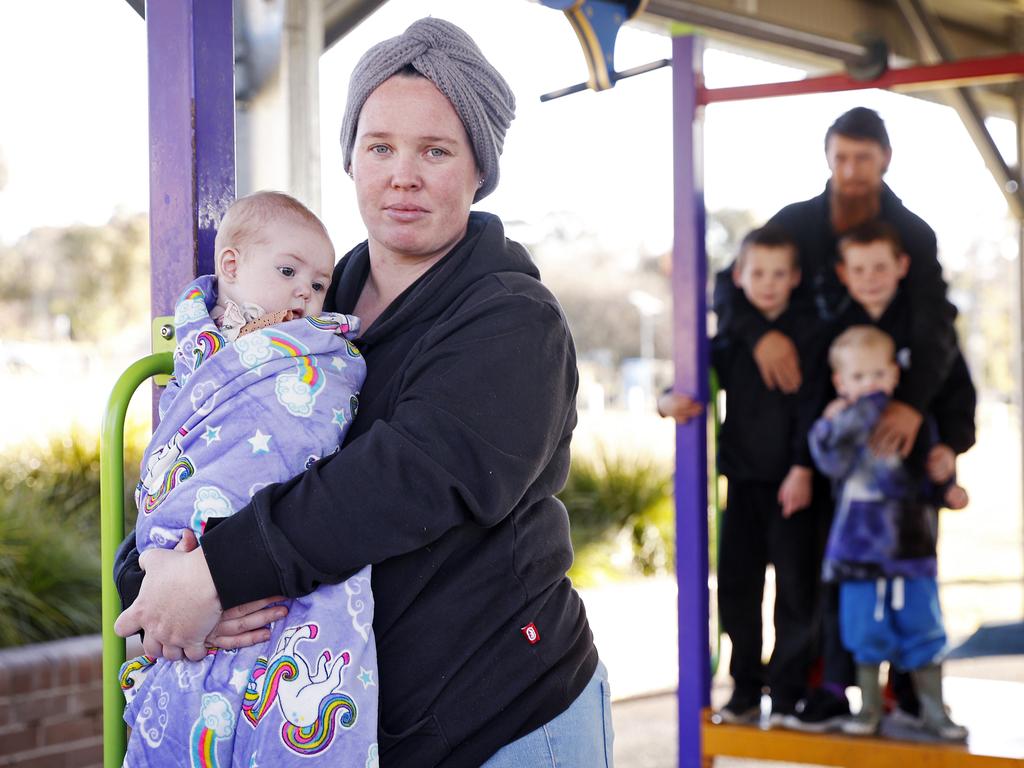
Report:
714,306,830,483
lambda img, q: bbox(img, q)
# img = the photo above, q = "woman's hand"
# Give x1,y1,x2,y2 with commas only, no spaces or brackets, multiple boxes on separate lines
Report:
114,540,223,662
172,530,289,650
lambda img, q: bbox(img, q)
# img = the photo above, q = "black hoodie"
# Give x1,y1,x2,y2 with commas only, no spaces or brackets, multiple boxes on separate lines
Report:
194,212,598,766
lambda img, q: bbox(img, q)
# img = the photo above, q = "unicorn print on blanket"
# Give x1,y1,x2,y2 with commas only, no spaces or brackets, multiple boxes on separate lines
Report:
242,623,358,755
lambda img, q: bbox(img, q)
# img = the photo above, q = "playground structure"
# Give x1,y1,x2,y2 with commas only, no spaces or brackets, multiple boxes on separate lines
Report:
97,1,1024,767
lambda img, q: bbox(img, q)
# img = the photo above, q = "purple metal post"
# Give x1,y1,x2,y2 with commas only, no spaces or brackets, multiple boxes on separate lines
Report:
672,33,710,768
193,1,237,276
147,0,235,318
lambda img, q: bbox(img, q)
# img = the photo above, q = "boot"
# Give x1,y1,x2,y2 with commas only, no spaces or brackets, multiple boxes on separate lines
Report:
910,664,968,742
841,664,881,736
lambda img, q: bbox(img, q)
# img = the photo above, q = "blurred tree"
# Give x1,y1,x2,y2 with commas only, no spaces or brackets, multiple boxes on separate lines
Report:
947,231,1016,399
706,208,759,275
0,213,149,341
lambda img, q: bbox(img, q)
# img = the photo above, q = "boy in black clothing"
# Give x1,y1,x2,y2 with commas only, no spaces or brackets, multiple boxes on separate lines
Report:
833,221,973,509
783,220,975,735
661,225,826,723
719,226,829,723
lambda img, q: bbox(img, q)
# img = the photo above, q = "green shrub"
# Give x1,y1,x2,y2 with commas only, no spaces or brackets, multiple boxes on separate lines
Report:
0,426,146,648
0,505,102,646
559,451,674,587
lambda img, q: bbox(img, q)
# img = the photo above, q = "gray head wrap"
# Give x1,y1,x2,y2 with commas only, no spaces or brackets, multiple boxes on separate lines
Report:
340,17,516,202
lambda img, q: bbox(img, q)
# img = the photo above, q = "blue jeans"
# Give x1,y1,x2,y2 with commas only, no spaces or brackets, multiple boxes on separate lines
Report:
481,660,614,767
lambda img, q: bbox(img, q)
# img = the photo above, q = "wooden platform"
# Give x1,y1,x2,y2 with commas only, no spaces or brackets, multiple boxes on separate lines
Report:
702,694,1024,768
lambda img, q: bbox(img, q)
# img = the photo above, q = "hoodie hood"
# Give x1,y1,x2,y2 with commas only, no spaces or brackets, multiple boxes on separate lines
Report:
327,212,539,345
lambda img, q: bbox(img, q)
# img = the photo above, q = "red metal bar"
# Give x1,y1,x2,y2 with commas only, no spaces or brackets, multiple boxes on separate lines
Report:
698,52,1024,105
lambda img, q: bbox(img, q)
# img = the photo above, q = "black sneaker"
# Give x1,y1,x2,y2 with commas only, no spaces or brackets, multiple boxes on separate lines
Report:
768,696,798,727
716,689,762,724
779,687,851,733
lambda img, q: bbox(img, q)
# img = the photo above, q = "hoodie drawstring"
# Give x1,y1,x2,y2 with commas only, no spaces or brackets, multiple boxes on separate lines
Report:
874,578,886,622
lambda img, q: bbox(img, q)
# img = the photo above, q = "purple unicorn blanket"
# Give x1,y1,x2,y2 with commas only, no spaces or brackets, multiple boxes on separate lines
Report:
121,275,378,767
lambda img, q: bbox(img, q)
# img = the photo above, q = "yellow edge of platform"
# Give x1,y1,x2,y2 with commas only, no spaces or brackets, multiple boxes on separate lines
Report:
702,709,1024,768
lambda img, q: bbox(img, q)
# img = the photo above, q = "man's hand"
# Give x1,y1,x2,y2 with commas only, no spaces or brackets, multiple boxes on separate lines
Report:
752,331,802,393
926,443,956,484
869,400,923,458
114,545,223,662
657,392,704,424
778,465,813,518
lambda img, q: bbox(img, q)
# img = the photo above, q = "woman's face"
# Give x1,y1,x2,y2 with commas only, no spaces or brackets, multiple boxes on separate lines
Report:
351,75,480,266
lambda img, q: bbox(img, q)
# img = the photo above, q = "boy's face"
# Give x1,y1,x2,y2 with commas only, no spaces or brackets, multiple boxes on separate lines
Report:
836,240,908,318
833,345,900,401
219,216,335,317
732,245,800,319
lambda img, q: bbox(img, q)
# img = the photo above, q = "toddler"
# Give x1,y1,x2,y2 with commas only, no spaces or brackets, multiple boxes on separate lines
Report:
809,326,967,741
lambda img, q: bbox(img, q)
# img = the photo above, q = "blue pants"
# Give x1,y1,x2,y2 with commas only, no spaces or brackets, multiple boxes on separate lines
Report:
481,660,614,767
839,577,947,670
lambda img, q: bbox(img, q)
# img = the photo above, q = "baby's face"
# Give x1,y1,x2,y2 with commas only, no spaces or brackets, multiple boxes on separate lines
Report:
833,345,899,401
229,217,335,317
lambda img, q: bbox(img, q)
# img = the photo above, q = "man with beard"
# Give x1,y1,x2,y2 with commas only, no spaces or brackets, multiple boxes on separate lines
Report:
712,107,959,732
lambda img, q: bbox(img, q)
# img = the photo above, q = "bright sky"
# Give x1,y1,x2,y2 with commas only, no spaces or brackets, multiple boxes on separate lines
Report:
0,0,1017,273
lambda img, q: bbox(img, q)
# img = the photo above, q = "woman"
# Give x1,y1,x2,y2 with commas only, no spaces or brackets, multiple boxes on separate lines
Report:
116,17,611,767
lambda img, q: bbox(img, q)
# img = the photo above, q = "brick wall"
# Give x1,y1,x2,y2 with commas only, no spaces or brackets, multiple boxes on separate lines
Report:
0,636,104,768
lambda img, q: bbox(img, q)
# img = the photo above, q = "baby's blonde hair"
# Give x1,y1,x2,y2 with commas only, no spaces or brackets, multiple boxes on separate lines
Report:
828,325,896,372
213,191,334,273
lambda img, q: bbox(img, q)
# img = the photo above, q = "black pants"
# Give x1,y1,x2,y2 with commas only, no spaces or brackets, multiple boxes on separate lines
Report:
820,580,855,687
718,479,820,704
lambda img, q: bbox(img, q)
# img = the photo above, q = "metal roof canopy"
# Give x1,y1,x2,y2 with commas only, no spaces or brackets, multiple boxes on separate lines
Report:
638,0,1024,218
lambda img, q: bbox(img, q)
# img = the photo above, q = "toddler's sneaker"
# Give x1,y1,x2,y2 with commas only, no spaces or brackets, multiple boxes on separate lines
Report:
840,709,880,737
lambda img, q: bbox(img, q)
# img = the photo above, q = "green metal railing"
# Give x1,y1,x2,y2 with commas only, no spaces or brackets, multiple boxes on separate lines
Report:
708,369,724,676
100,352,173,768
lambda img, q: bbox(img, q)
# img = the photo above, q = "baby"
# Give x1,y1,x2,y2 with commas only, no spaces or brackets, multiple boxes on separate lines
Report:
209,191,334,337
120,191,379,766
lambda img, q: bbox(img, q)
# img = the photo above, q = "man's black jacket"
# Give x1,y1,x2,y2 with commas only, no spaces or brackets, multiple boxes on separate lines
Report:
713,182,958,414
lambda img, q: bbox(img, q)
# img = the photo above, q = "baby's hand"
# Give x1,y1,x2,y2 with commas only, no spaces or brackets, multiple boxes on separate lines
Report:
657,392,704,424
926,443,956,483
822,397,848,420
